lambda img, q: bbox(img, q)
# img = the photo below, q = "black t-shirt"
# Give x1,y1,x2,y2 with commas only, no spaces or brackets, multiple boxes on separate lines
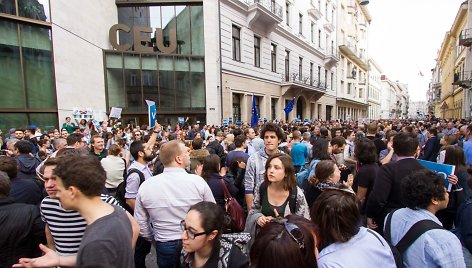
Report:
77,205,133,268
366,136,387,157
353,163,379,212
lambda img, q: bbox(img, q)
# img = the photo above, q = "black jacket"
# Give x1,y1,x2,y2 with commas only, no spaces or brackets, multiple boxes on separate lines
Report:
206,173,239,208
0,198,46,268
15,154,40,180
421,136,441,162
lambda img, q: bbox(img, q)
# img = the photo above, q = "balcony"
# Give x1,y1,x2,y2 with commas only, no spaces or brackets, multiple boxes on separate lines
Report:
244,0,283,33
452,71,472,88
347,4,357,14
324,46,339,68
281,72,327,95
338,40,368,70
324,22,335,33
308,7,322,20
459,28,472,47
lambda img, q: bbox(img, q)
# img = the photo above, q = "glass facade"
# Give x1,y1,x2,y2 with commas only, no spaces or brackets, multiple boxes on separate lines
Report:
0,0,57,134
106,4,205,125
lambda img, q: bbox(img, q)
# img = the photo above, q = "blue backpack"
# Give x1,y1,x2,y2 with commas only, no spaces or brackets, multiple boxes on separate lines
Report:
296,159,319,187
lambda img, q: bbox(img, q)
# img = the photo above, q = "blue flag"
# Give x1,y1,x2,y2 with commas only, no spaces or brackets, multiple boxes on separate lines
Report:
284,98,295,115
251,95,259,128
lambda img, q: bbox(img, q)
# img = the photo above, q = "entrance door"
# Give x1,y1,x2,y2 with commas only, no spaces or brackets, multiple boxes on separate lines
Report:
326,105,332,121
296,97,303,119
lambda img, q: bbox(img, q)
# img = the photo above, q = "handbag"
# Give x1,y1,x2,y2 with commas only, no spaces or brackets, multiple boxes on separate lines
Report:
220,179,245,232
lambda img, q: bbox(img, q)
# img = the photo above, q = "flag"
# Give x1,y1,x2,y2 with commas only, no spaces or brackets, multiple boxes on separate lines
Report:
284,98,295,115
146,100,157,128
251,95,259,128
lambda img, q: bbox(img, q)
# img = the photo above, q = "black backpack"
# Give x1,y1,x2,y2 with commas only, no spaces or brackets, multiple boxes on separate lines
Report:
115,168,145,214
258,182,297,214
381,209,444,268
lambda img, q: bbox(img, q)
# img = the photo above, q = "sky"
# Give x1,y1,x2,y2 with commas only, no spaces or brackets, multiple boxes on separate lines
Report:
367,0,466,101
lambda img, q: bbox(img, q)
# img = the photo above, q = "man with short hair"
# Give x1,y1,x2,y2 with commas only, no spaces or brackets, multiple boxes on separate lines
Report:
66,133,86,149
18,156,139,267
51,138,67,157
189,138,209,174
386,170,465,267
366,132,426,235
443,121,458,136
421,128,441,162
134,140,215,268
14,140,40,180
290,130,309,173
0,170,45,268
14,128,25,140
89,135,107,160
245,127,259,156
244,123,284,209
366,123,387,157
225,135,249,168
62,117,76,134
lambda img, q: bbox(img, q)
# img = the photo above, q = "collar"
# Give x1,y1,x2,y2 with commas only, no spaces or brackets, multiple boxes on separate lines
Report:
396,156,416,161
163,167,187,173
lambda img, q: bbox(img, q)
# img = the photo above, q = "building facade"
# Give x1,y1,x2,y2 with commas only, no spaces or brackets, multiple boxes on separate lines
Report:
335,0,371,121
427,62,442,117
367,57,381,119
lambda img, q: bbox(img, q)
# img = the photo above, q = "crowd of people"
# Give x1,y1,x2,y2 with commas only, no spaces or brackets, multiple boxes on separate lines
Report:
1,115,472,267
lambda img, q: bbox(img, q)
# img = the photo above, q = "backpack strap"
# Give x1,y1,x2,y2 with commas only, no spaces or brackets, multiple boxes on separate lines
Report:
288,187,297,214
258,182,267,204
384,209,398,244
395,219,443,254
127,168,145,186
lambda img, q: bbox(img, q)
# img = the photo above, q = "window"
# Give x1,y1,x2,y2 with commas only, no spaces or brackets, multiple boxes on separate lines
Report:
286,2,290,26
232,25,241,61
310,62,314,85
285,50,290,81
347,82,352,94
311,22,315,43
317,66,321,85
359,88,363,98
324,69,328,88
271,43,277,72
330,72,334,91
254,36,261,67
325,2,328,18
318,29,321,47
299,13,303,35
299,57,303,81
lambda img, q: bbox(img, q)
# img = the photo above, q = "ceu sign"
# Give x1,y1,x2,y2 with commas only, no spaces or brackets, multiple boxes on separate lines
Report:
109,24,177,54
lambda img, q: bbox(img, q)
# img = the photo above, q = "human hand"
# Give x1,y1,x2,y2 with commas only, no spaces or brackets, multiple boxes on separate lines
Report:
387,141,393,151
256,216,273,227
367,218,378,229
344,174,354,188
13,244,60,267
153,122,161,132
238,161,246,169
448,174,458,185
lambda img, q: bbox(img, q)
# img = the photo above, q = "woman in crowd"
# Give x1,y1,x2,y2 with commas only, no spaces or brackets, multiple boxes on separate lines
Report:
226,156,247,208
201,154,238,209
101,144,125,196
353,138,379,212
343,130,357,168
437,134,458,164
303,160,353,209
245,154,310,247
444,146,472,199
250,215,318,268
311,187,397,268
179,201,249,268
454,168,472,266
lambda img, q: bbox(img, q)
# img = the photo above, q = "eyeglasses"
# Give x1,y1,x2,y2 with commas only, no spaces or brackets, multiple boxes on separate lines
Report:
134,133,141,136
322,186,356,195
180,220,208,240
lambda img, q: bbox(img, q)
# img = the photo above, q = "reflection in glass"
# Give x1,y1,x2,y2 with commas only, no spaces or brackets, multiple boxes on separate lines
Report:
190,58,205,108
191,6,204,56
0,113,28,133
175,57,190,108
161,6,175,53
175,6,191,54
0,20,24,109
124,55,142,111
142,54,158,106
0,0,16,15
106,54,125,108
18,0,50,22
29,113,58,132
159,56,174,109
21,24,55,109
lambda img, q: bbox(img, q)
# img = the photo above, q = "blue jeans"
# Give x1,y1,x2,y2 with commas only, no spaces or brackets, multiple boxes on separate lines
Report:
155,239,182,268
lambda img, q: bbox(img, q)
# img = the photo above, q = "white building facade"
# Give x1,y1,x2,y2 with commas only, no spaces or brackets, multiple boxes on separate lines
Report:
367,57,381,119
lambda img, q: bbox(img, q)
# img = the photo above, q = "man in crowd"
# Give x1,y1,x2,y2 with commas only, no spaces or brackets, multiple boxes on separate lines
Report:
189,138,209,174
421,128,441,162
244,123,284,209
89,135,107,160
14,128,25,141
463,124,472,167
14,140,40,180
66,133,86,149
366,132,426,235
245,127,259,156
134,140,215,268
291,130,309,173
225,135,249,168
0,171,45,268
386,170,465,267
365,123,387,158
62,117,76,134
443,121,458,136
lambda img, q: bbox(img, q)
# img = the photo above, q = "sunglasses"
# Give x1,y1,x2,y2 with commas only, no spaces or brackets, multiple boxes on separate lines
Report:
273,219,305,249
180,220,208,240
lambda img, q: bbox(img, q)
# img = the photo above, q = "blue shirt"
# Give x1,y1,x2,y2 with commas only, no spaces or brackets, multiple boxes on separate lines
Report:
463,140,472,166
386,208,465,268
318,227,396,268
291,142,309,166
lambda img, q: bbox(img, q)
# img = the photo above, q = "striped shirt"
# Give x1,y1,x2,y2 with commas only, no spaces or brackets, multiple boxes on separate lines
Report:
40,194,120,255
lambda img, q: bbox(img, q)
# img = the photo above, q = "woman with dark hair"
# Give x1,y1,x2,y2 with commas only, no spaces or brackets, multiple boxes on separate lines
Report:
454,168,472,266
227,156,247,208
353,138,379,211
250,215,318,268
436,145,467,229
311,187,396,267
437,134,458,164
303,160,352,209
179,201,249,268
245,154,310,248
201,154,238,209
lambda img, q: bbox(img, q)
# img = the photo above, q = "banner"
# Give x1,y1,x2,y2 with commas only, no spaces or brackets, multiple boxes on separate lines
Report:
146,100,157,128
72,107,93,120
417,159,455,192
109,107,122,119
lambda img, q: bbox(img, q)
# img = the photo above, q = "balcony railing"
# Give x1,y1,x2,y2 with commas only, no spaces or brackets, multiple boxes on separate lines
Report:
282,72,327,91
459,28,472,47
452,71,472,88
244,0,283,18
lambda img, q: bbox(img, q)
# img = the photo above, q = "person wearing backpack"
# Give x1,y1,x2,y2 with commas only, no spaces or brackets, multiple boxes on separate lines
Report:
123,140,155,268
385,170,465,267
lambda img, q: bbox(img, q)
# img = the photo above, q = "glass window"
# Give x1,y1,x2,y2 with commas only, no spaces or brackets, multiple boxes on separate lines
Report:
285,2,289,26
124,54,142,111
21,24,55,109
175,6,191,54
0,113,28,133
0,20,24,109
106,54,125,108
190,6,204,56
190,58,205,109
299,14,303,35
311,22,314,43
175,56,190,108
158,55,174,109
0,0,16,15
232,25,240,61
18,0,50,22
298,57,303,81
271,43,276,72
141,54,158,107
29,113,57,132
285,50,290,81
254,36,260,67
